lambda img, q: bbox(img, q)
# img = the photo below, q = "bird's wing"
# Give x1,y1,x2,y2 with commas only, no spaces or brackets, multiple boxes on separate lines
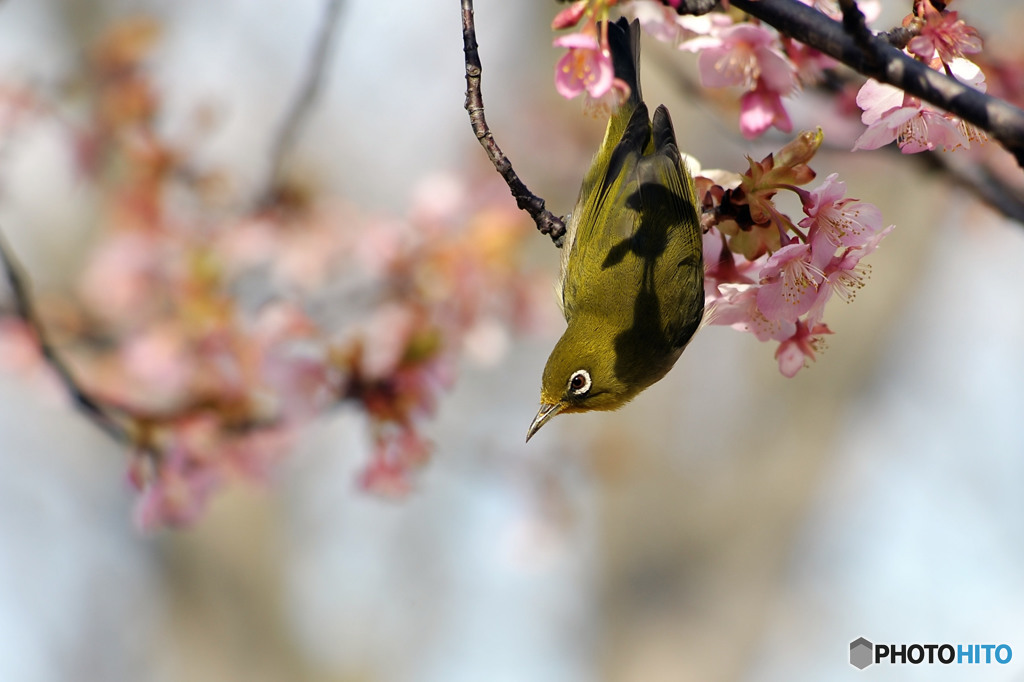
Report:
560,103,650,319
636,105,704,349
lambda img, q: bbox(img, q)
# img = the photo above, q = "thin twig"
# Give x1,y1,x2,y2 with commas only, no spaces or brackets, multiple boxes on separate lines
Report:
257,0,345,209
0,228,130,444
461,0,566,246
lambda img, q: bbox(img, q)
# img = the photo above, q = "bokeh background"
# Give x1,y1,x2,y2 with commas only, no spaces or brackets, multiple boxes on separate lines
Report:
1,1,1023,681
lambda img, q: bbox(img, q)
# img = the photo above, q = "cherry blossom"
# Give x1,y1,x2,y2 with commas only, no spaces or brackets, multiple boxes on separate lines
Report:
775,320,832,378
696,23,796,95
553,32,617,101
798,173,884,265
907,3,982,63
756,243,822,323
712,283,796,343
807,225,895,326
739,81,793,139
853,58,987,153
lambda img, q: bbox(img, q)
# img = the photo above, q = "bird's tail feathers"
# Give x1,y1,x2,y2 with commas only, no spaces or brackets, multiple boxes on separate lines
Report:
607,18,642,108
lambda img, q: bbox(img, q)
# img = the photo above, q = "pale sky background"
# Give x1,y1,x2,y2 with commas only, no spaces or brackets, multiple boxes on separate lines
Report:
0,1,1022,681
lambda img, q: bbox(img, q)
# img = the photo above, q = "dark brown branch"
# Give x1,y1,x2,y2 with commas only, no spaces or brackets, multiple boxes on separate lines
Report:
256,0,345,209
666,0,1024,167
0,228,130,444
461,0,566,246
669,0,719,15
877,25,920,51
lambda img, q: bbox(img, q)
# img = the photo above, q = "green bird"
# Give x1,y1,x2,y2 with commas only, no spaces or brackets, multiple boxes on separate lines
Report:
527,18,704,442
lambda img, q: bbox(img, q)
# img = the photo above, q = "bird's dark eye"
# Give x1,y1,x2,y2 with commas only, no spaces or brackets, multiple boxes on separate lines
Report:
568,369,591,396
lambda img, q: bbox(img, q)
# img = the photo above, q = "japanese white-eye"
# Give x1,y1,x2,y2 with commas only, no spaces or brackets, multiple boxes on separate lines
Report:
527,18,704,442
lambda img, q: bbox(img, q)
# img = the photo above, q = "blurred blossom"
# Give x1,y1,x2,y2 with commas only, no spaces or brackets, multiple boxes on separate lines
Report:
410,171,467,227
78,231,164,322
0,318,41,372
462,317,511,367
120,323,191,402
357,303,420,380
0,16,547,528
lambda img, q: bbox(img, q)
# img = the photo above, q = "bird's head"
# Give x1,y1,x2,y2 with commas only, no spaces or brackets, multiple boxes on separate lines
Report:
526,322,634,442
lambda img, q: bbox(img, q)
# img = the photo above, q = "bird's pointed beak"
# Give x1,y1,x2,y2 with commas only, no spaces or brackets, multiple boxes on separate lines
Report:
526,402,564,443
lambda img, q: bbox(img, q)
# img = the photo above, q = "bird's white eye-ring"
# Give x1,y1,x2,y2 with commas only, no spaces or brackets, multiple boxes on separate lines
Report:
568,369,591,396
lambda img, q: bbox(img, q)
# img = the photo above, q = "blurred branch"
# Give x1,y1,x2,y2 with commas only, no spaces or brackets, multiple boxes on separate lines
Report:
256,0,345,209
0,228,130,444
461,0,567,246
665,0,1024,167
924,152,1024,223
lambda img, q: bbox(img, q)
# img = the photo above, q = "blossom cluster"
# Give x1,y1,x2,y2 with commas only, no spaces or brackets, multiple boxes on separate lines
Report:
697,130,893,376
0,18,547,528
553,0,862,137
552,0,987,153
853,1,985,153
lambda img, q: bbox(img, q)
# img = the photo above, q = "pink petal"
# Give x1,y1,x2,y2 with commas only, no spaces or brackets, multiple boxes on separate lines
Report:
756,46,798,95
554,52,586,99
697,46,744,88
907,35,936,60
775,339,806,377
551,1,587,30
856,79,904,124
552,32,600,49
739,87,791,139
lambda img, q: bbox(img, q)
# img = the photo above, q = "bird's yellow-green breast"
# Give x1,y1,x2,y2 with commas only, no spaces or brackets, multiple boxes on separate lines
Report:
528,18,704,442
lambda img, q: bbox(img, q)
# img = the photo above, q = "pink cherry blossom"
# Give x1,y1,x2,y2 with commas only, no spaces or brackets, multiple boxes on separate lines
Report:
799,173,883,263
907,8,982,63
702,225,758,294
853,99,959,153
712,283,796,342
756,243,822,323
785,41,837,86
853,59,987,153
775,320,832,377
553,32,615,100
697,23,796,94
694,23,796,138
739,82,793,138
551,1,587,30
806,225,894,325
626,2,728,46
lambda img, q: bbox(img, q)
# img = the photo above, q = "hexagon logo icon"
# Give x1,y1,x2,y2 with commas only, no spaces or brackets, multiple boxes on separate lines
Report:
850,637,873,669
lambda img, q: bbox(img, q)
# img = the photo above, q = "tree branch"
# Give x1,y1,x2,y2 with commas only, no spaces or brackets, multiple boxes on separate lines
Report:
0,228,130,444
668,0,719,15
461,0,567,246
256,0,345,209
670,0,1024,167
